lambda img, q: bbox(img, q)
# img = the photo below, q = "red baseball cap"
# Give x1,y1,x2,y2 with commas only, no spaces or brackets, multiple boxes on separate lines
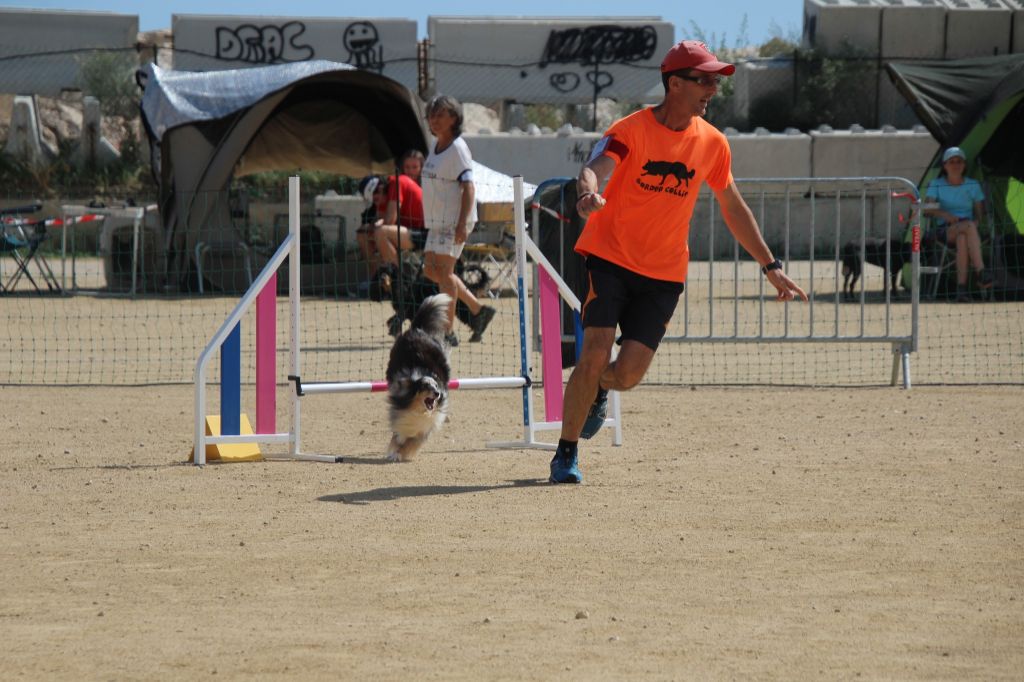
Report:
661,40,735,75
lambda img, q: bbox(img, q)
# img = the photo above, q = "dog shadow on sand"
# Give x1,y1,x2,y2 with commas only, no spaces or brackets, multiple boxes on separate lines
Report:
318,478,548,505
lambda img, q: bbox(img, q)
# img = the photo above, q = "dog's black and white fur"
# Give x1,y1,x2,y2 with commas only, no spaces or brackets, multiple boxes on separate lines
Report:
841,238,910,300
384,293,452,461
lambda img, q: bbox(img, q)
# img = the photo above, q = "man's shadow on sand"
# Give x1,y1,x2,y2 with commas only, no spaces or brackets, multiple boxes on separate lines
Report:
318,478,549,505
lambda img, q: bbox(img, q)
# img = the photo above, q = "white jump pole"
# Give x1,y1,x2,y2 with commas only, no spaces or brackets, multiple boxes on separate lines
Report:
293,376,527,396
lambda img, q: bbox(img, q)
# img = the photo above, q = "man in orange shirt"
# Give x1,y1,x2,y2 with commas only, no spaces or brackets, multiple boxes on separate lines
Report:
550,40,808,485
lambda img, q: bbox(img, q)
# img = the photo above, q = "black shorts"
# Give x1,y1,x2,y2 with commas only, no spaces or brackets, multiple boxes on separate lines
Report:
410,229,427,251
582,256,684,351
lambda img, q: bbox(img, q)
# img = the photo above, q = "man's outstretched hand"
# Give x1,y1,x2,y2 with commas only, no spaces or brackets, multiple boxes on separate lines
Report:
766,269,808,302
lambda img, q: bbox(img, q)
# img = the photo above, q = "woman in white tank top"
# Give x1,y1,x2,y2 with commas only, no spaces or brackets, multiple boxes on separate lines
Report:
421,95,495,346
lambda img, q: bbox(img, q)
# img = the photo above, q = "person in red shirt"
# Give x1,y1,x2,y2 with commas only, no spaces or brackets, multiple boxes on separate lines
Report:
356,173,426,274
399,148,425,185
549,40,807,485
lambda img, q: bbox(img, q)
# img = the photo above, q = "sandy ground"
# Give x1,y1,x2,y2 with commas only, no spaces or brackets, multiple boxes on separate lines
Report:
1,382,1022,680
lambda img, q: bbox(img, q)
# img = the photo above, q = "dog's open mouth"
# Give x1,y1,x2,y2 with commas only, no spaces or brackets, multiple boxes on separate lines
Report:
424,395,437,410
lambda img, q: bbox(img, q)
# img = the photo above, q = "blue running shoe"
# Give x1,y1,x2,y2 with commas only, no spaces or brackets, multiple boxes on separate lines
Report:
580,388,609,439
549,448,582,484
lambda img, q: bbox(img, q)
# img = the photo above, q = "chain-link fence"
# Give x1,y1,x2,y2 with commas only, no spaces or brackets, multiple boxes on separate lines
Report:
3,43,1021,388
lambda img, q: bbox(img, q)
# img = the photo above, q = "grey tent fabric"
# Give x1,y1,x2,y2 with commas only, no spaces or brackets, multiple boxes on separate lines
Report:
886,54,1024,147
140,61,352,143
136,60,427,291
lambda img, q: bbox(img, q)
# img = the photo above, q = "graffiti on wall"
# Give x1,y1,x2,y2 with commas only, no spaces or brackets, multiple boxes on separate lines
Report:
210,20,387,72
567,139,599,165
343,21,384,72
215,21,315,63
538,25,658,97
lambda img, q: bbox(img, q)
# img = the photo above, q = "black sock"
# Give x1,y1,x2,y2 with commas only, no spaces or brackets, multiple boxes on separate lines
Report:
595,386,608,402
557,438,578,453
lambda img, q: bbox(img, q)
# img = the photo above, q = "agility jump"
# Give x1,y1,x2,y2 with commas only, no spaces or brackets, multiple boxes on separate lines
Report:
192,176,622,465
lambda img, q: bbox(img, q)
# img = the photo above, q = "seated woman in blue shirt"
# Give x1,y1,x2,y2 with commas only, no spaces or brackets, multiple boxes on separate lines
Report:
922,147,994,301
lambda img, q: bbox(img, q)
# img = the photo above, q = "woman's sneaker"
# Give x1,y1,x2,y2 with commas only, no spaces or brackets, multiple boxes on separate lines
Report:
469,305,496,342
978,268,995,289
580,388,609,439
549,446,582,484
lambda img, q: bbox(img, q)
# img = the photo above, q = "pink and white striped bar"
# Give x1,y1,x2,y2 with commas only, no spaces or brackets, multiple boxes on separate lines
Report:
298,376,527,396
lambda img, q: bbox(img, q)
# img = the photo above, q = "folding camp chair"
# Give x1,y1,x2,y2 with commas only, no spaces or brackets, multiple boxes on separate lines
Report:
462,218,517,298
920,182,998,300
1,215,61,294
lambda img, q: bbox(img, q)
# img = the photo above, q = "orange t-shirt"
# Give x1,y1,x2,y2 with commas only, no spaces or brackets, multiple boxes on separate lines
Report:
574,108,733,282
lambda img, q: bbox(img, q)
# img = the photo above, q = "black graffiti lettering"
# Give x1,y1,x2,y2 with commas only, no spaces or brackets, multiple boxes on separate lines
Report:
343,21,385,73
540,25,658,68
568,140,598,164
214,21,314,63
585,70,614,97
549,72,580,92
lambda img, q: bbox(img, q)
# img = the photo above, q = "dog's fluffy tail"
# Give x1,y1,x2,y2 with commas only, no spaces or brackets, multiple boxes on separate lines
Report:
411,293,451,338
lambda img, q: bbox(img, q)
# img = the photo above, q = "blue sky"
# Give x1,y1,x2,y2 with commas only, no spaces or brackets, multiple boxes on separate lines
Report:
4,1,803,46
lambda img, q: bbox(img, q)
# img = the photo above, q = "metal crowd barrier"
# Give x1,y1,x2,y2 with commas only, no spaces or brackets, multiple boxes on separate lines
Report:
665,176,923,388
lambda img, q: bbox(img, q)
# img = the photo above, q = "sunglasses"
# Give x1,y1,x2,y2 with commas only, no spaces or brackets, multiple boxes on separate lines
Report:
675,73,723,88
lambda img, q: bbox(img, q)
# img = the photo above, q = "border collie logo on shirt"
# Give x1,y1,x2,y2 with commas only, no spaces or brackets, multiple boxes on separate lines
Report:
641,160,696,188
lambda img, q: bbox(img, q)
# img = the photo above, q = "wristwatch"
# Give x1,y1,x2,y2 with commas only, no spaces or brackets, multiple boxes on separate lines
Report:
761,258,783,275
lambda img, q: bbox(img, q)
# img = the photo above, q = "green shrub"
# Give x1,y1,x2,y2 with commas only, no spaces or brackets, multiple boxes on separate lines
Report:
78,50,140,120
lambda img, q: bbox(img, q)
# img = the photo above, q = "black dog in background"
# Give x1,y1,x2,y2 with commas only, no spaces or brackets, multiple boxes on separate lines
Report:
841,238,910,300
377,259,491,336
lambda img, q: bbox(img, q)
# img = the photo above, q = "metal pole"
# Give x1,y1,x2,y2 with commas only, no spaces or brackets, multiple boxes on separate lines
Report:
289,176,301,455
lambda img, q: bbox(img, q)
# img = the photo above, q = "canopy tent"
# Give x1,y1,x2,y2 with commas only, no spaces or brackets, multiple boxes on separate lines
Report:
887,54,1024,237
138,60,428,291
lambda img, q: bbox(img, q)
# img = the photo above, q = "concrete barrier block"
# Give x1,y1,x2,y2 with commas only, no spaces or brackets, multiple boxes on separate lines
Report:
728,59,796,129
3,95,52,168
811,127,937,180
428,16,671,104
73,96,120,168
803,0,883,56
940,0,1012,59
465,131,601,185
877,0,947,59
730,130,813,179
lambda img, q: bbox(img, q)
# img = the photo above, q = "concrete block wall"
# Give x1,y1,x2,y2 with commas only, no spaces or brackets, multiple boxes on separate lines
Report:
466,129,601,186
0,9,137,96
727,59,797,130
810,127,937,178
803,0,884,56
877,0,947,59
728,130,813,179
467,126,933,187
997,0,1024,52
940,0,1013,59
